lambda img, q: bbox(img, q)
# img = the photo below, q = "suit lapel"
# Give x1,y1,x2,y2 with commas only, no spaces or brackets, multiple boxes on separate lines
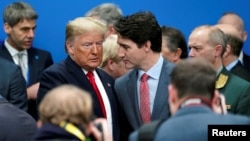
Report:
231,61,242,74
0,44,15,63
152,60,171,119
96,69,113,100
27,49,37,85
65,56,105,117
127,70,142,127
65,56,91,88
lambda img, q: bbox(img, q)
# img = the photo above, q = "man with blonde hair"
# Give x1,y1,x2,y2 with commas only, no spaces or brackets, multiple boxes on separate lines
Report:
37,17,119,141
100,34,130,79
33,84,112,141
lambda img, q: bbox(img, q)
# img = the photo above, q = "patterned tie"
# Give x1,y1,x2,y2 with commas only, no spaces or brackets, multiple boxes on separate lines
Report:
17,52,27,81
86,71,107,118
140,73,151,124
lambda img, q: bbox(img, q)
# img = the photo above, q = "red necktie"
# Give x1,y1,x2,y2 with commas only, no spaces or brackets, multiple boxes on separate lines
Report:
140,73,151,124
86,71,107,118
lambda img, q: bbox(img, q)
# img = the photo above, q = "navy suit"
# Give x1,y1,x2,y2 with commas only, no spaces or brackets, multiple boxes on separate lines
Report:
114,59,175,141
243,53,250,74
0,96,37,141
0,43,53,120
0,57,27,111
129,105,250,141
231,61,250,82
37,56,119,141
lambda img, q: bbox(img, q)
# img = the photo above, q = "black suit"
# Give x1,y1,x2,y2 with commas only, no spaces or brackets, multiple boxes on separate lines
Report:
231,61,250,82
0,96,37,141
0,43,53,120
243,52,250,74
0,58,27,111
37,56,119,141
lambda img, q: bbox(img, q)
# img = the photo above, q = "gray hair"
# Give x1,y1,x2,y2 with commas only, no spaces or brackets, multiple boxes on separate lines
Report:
85,3,122,26
193,25,227,57
3,2,38,27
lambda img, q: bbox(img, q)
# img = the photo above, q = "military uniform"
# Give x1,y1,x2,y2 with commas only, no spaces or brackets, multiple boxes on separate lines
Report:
216,67,250,116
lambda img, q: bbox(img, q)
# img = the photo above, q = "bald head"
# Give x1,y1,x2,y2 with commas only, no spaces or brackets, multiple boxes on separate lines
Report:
215,24,244,58
218,13,244,31
215,24,242,39
218,12,247,41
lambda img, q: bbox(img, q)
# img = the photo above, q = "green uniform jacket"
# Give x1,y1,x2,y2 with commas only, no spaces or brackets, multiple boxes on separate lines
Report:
217,67,250,116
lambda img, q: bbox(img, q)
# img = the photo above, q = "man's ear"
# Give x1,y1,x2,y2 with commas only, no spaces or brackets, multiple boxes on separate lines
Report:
66,41,74,55
143,40,151,52
107,59,115,71
242,31,247,42
214,44,223,57
168,84,177,105
173,48,182,62
4,23,11,34
168,84,179,115
222,45,231,58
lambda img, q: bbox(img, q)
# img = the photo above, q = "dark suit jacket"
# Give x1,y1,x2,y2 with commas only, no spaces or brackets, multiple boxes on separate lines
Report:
231,61,250,82
0,58,27,111
218,67,250,116
243,52,250,74
0,43,53,120
129,105,250,141
0,96,37,141
37,56,119,141
114,59,175,141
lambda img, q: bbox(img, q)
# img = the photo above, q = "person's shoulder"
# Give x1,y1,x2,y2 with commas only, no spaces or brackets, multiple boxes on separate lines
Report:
129,130,139,141
229,72,250,87
162,58,175,69
116,69,135,82
222,113,250,123
221,68,250,88
0,99,35,121
162,58,175,75
29,47,52,55
0,57,18,68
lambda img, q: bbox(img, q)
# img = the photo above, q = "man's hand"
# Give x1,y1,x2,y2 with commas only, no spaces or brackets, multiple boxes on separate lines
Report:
27,82,40,100
86,118,113,141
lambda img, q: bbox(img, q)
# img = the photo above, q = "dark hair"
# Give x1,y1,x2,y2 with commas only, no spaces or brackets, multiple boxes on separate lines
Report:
225,34,243,57
161,26,188,59
3,2,38,27
170,58,216,100
114,11,162,52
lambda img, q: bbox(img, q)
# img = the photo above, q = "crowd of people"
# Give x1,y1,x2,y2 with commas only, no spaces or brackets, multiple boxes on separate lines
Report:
1,1,250,141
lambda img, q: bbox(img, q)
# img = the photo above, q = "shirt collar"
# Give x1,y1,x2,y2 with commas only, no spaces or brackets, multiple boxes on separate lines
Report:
225,59,239,71
216,65,223,76
4,39,27,56
138,55,163,80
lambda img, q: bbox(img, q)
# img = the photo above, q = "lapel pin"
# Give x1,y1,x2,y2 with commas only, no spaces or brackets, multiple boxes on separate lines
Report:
107,83,111,87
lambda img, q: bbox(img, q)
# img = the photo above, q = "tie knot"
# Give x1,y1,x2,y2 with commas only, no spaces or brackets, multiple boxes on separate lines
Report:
86,71,94,78
141,73,149,82
17,52,24,57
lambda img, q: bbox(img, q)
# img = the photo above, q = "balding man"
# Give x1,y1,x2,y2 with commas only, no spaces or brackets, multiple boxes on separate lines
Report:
218,12,250,73
188,25,250,116
215,24,250,81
